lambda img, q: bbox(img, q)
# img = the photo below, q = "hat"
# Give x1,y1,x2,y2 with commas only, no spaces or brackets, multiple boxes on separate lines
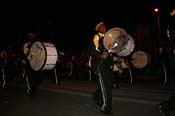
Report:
95,22,105,31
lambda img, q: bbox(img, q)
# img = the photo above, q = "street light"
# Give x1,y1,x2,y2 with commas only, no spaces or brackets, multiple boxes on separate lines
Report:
154,7,161,42
154,8,159,13
153,7,161,68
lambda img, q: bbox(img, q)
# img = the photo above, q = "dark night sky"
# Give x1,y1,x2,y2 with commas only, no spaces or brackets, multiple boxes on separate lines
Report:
1,0,174,53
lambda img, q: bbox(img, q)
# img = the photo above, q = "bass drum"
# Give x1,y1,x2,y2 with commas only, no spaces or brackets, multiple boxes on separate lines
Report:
131,50,151,69
103,27,129,53
103,27,134,56
28,41,58,71
117,35,135,56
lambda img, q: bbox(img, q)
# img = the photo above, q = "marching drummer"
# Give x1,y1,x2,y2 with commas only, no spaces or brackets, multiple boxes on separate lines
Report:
157,8,175,116
22,32,43,98
88,22,123,115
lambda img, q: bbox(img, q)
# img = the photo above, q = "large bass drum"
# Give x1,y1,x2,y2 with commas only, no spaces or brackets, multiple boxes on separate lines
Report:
103,27,134,56
27,41,58,71
131,50,151,69
117,35,135,56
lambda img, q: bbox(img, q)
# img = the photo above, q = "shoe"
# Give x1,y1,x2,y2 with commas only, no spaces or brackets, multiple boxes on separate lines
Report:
100,108,113,115
156,104,170,116
27,89,35,99
97,100,103,107
92,94,102,106
92,97,103,107
113,83,119,89
2,84,12,89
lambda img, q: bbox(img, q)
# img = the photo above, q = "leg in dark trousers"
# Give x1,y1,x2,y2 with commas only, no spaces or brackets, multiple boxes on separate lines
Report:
113,71,120,88
92,72,103,106
98,65,114,114
27,70,43,98
2,62,16,88
25,62,43,98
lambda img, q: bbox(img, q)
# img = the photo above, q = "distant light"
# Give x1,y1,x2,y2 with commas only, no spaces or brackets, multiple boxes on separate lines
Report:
154,8,159,13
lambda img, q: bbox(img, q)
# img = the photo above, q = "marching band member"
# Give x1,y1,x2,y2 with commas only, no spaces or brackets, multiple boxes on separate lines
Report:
22,32,43,98
157,8,175,116
1,47,17,89
88,22,120,115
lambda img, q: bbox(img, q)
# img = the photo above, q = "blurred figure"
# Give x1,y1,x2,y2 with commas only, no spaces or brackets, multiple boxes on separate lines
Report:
88,22,120,115
112,56,130,88
22,32,43,98
157,8,175,116
0,49,7,87
1,46,17,88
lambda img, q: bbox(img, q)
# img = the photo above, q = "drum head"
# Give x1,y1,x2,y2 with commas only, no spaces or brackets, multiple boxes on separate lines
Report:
103,27,129,53
131,50,151,69
28,41,46,71
117,35,135,56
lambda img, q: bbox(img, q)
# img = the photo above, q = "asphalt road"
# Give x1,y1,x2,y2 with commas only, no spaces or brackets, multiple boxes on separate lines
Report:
1,77,175,116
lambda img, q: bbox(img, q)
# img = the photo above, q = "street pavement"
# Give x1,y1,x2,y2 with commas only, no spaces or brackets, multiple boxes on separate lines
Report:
0,75,175,116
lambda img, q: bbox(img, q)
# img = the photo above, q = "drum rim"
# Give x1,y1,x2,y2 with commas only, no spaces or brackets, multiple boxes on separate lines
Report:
40,42,47,71
117,34,135,56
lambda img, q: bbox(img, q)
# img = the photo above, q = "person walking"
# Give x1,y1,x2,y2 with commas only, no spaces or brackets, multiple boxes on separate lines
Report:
88,22,120,115
157,8,175,116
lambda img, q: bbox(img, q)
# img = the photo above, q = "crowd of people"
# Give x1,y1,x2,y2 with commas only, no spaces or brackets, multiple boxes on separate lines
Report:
0,7,174,116
0,32,92,97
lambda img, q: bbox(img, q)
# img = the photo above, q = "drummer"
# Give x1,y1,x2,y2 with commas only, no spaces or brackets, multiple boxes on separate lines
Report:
22,32,43,98
88,22,122,115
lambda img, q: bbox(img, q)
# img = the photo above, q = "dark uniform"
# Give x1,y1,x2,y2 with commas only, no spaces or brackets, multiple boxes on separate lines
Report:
1,48,17,88
22,33,43,98
157,9,175,116
162,13,175,87
88,32,114,115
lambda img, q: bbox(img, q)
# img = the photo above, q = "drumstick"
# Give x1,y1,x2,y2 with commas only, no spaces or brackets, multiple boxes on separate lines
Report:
108,43,118,53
